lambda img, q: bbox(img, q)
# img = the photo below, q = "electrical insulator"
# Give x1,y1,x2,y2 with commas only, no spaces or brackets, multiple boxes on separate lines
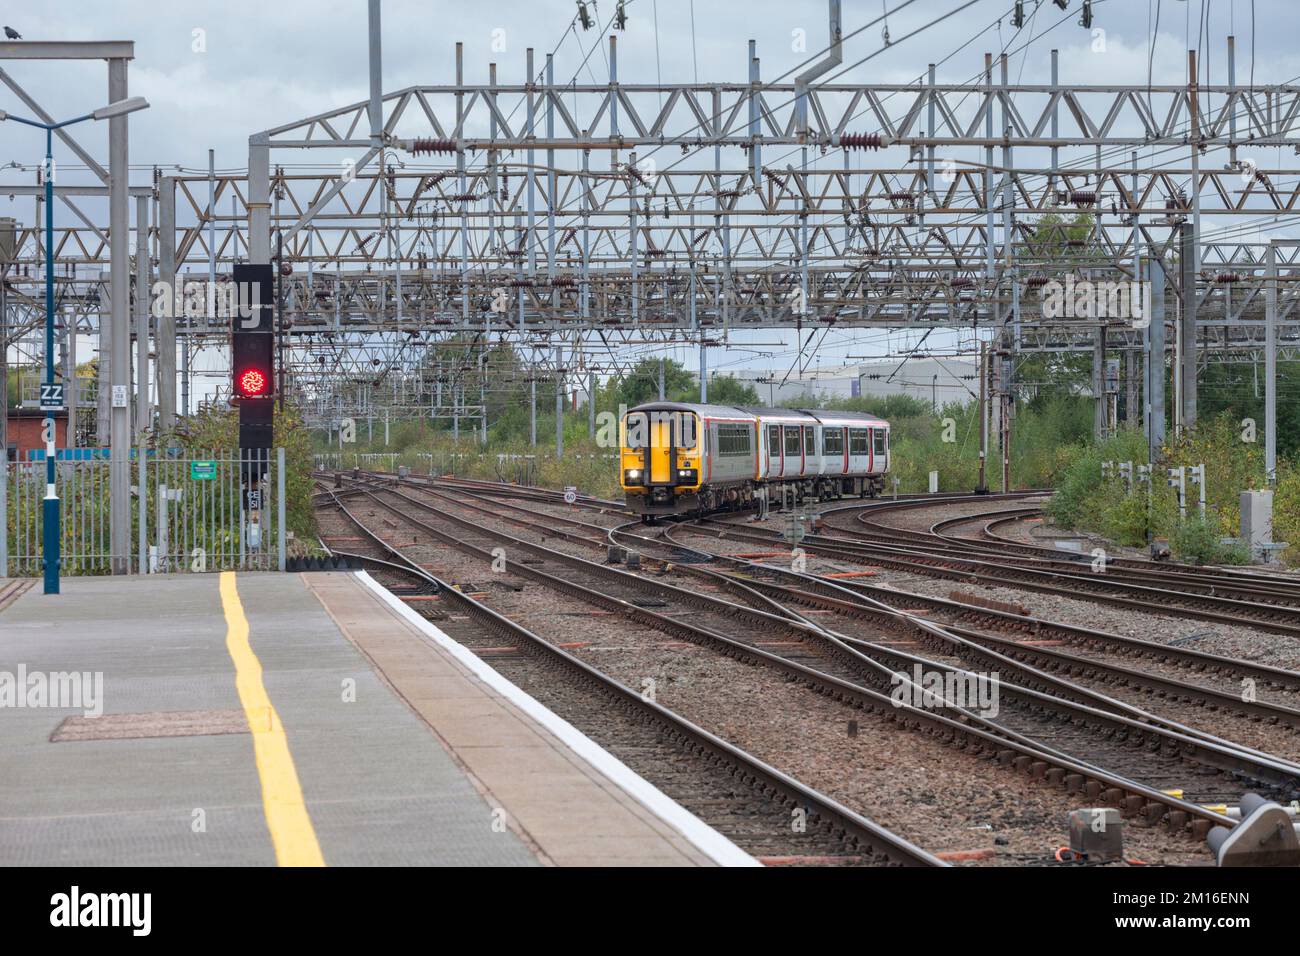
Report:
408,138,457,156
840,132,884,150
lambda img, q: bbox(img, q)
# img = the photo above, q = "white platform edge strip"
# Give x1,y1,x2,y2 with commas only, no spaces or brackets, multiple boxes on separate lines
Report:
356,571,761,868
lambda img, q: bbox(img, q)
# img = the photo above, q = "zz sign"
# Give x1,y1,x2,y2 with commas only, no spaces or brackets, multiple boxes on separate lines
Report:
39,383,64,410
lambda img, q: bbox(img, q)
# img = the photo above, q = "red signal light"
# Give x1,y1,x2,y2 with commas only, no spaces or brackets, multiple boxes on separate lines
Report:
239,368,269,397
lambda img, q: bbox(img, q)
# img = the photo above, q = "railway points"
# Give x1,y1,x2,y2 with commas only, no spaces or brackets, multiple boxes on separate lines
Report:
313,473,1300,855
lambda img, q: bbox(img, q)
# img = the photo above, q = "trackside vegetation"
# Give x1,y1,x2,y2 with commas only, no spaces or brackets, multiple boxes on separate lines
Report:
321,355,1298,567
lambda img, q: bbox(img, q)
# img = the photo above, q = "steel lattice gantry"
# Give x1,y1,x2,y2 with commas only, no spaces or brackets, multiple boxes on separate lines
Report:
7,29,1300,430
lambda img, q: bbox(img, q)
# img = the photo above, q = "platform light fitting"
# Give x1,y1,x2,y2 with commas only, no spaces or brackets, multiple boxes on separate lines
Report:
91,96,150,121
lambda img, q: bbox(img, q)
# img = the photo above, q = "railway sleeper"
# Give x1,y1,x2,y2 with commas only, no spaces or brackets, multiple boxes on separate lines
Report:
348,486,1235,847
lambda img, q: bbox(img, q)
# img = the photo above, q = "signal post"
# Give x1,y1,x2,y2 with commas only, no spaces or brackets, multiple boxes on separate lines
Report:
233,264,275,551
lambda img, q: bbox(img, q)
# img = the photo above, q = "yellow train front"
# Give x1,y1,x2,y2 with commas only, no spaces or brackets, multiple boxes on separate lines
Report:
621,401,891,518
619,402,708,518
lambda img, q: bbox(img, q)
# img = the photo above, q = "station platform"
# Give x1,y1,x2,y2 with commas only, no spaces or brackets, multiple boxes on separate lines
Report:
0,570,752,867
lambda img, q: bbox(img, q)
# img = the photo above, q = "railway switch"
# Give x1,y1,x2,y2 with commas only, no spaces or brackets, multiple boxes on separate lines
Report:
1206,793,1300,867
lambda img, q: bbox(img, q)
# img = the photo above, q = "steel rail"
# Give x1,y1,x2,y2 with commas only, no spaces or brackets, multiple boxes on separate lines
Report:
314,482,943,867
329,474,1260,832
695,514,1300,636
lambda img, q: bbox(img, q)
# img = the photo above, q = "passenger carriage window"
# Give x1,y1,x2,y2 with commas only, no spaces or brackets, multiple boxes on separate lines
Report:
849,428,869,455
717,423,753,457
784,426,802,456
823,428,844,455
768,425,780,454
874,429,887,457
803,426,815,456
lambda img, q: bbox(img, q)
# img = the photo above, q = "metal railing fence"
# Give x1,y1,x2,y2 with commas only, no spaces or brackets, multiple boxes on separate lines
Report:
1,448,285,576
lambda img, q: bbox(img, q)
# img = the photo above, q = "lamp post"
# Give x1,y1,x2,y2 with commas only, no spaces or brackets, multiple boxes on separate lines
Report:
0,96,149,594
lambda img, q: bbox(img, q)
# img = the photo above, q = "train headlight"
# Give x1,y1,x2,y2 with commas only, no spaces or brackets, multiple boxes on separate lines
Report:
624,468,643,484
676,468,698,484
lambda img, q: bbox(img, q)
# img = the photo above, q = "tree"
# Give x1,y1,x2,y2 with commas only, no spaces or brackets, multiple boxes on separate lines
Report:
1198,360,1300,459
1022,210,1097,261
1015,352,1093,405
611,358,694,408
6,363,38,407
699,373,760,407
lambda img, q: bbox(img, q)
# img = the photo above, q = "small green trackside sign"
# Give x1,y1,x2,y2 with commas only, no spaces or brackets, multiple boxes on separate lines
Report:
191,460,218,480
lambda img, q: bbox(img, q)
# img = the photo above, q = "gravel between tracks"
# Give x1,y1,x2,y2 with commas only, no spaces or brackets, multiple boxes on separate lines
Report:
319,491,1214,865
727,507,1300,674
407,489,1300,754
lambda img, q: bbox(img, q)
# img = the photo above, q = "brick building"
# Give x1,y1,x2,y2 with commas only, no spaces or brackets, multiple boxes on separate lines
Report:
4,408,69,461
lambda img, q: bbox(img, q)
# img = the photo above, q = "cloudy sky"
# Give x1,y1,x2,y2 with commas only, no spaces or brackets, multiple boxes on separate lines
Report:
3,0,1297,394
4,0,1295,172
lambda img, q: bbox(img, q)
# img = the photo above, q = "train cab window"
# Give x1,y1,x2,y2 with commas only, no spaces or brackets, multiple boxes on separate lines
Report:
874,428,887,457
768,424,780,454
625,412,648,448
823,428,844,455
803,426,815,456
849,428,870,455
674,413,698,451
784,426,802,456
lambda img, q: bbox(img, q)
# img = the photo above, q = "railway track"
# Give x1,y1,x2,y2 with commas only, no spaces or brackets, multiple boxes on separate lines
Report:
354,475,1300,703
314,482,943,867
698,506,1300,637
972,507,1300,591
877,503,1300,608
814,494,1300,604
319,472,1268,845
615,522,1300,798
351,474,1300,724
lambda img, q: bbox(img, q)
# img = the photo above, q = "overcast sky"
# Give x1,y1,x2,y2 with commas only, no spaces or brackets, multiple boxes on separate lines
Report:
3,0,1298,392
3,0,1293,174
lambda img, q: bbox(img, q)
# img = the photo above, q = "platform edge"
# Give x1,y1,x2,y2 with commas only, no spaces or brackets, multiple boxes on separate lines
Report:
355,571,761,868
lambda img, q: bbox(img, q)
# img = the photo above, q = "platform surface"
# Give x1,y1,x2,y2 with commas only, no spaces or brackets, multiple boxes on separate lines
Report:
0,571,739,867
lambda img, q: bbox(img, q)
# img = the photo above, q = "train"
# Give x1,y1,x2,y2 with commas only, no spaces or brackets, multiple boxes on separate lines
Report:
619,401,891,518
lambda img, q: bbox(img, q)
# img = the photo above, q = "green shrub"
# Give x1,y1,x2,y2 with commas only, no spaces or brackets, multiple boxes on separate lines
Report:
168,401,318,547
1099,491,1151,547
1171,516,1251,566
1171,517,1224,565
1043,413,1295,564
1046,427,1147,531
1044,443,1101,529
1274,465,1300,565
1217,539,1253,566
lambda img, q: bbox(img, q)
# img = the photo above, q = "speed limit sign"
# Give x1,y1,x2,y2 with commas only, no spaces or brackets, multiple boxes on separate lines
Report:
563,486,577,505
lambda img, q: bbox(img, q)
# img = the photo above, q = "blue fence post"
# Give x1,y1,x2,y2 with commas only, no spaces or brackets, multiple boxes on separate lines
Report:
277,447,286,571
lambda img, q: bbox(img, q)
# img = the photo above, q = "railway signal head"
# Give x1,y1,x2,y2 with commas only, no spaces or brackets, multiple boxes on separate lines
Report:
231,263,276,402
232,264,276,473
236,365,270,399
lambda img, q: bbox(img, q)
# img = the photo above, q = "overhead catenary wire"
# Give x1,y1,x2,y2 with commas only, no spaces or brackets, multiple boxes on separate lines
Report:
9,1,1295,406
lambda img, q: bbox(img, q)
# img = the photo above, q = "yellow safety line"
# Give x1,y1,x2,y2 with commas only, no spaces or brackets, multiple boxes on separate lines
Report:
219,571,325,867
